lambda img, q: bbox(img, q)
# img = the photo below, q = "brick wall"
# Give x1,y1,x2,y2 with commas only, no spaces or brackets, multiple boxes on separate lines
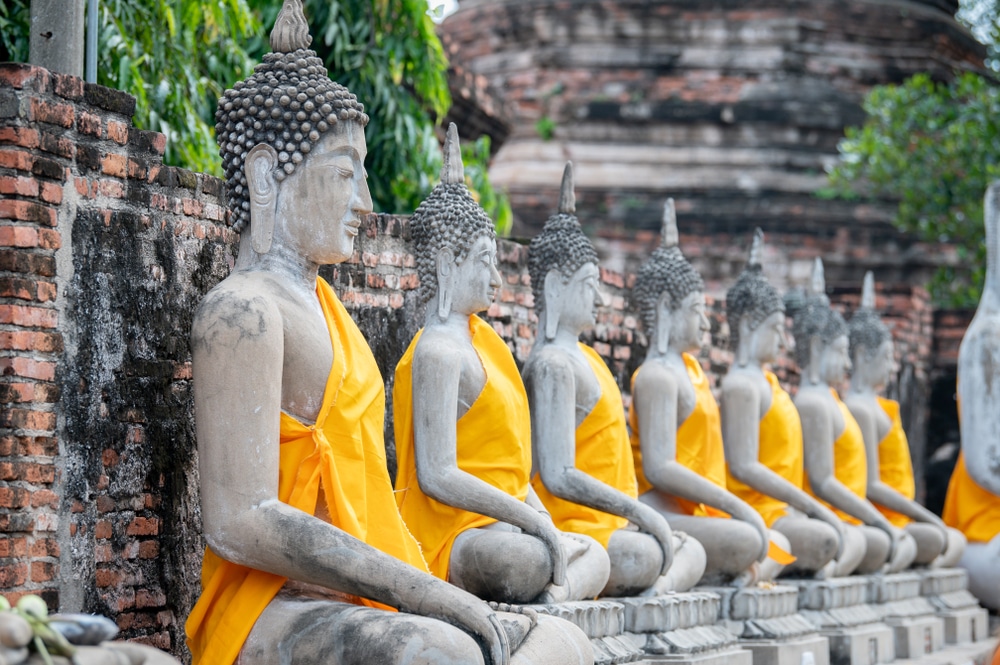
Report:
0,62,963,661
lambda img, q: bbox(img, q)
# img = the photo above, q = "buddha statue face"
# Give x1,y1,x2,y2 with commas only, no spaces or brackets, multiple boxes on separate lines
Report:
668,290,710,354
447,234,502,316
245,121,371,264
746,310,788,366
847,275,895,393
555,262,602,335
819,334,852,386
853,338,895,392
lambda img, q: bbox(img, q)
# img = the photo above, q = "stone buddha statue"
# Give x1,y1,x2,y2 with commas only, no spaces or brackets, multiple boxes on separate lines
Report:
185,4,589,664
523,164,707,597
721,229,867,577
844,272,966,568
943,182,1000,610
393,127,610,608
629,203,790,586
790,259,917,575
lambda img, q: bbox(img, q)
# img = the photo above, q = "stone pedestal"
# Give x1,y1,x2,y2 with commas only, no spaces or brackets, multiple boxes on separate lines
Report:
531,592,753,665
701,585,830,665
793,577,895,665
868,573,945,659
918,569,991,646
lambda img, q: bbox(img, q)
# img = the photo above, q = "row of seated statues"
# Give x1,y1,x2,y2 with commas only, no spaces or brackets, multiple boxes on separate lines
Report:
181,2,1000,663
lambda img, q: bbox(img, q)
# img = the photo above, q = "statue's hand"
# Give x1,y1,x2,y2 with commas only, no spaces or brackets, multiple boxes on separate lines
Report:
876,520,899,562
524,515,567,587
637,504,674,575
412,587,511,665
813,506,847,559
734,507,770,562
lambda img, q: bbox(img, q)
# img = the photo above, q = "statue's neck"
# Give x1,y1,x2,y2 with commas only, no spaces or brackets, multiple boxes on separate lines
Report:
234,233,320,294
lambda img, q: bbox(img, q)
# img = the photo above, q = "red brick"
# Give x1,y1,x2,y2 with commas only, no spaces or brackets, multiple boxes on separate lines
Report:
96,179,124,198
0,149,34,172
0,563,28,588
19,461,57,483
30,490,58,509
39,182,63,206
126,517,159,536
95,568,121,588
38,132,74,159
30,560,56,583
0,176,40,198
101,449,119,467
106,120,129,145
0,127,39,149
0,64,50,91
20,436,57,456
96,495,115,513
94,543,113,563
0,487,30,509
101,153,127,178
29,98,75,128
126,158,146,180
0,199,56,226
138,540,159,559
136,588,166,609
52,73,83,100
0,331,62,353
0,304,58,328
94,521,112,540
35,281,55,302
0,405,56,431
0,226,38,248
77,112,102,137
0,537,28,557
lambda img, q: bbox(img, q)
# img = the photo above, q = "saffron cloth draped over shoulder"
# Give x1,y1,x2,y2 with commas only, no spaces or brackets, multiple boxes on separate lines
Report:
629,353,729,518
804,390,867,526
874,397,915,528
185,278,427,665
394,315,532,579
532,343,637,547
726,371,802,527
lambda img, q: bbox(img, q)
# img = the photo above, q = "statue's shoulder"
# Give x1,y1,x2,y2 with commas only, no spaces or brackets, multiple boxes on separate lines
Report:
793,386,830,415
191,272,285,351
634,357,680,393
720,367,759,394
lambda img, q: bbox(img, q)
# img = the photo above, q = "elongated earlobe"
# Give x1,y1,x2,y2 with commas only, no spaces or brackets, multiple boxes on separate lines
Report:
436,249,455,320
808,336,822,385
246,144,280,255
655,293,671,355
543,269,562,341
737,316,752,367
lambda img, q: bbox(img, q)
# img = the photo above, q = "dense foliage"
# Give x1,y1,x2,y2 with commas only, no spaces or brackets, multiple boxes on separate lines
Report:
0,0,511,225
826,1,1000,307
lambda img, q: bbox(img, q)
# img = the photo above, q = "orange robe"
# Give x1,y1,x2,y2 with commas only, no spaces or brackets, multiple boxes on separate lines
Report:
185,278,428,665
873,397,915,527
805,391,867,526
726,371,801,527
943,452,1000,543
394,315,532,579
629,353,728,518
532,343,637,548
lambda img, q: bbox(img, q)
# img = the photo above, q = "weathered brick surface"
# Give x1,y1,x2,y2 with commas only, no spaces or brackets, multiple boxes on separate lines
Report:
0,59,973,662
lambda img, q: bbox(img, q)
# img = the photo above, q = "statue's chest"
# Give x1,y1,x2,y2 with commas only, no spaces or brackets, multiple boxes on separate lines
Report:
280,307,334,424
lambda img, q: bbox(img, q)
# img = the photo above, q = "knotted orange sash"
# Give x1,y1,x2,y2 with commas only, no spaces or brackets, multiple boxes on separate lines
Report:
726,371,802,528
805,391,867,526
185,278,427,665
532,343,636,548
874,397,915,527
394,315,532,579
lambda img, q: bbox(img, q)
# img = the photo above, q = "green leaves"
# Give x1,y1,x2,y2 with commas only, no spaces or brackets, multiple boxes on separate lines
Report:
828,72,1000,306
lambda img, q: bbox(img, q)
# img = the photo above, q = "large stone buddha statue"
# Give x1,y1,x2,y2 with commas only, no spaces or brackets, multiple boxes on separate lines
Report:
943,182,1000,610
393,127,610,609
790,259,917,575
629,203,790,585
523,164,707,597
721,230,866,577
184,4,588,664
843,272,965,568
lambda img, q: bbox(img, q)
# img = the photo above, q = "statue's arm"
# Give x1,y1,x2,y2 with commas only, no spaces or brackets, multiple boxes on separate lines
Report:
798,394,891,531
848,398,946,529
411,341,567,585
635,365,768,561
192,292,509,665
721,376,846,546
528,353,673,574
958,327,1000,496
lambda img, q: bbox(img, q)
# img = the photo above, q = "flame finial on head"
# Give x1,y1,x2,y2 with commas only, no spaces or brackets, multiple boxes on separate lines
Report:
810,258,826,297
270,0,312,53
861,271,876,310
748,228,765,269
441,123,465,185
559,162,576,215
661,198,678,249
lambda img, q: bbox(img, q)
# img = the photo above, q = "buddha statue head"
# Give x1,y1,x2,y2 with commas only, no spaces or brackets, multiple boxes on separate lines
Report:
848,272,895,392
787,258,850,386
216,0,372,260
528,162,602,341
725,229,787,368
632,200,708,355
410,123,499,321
